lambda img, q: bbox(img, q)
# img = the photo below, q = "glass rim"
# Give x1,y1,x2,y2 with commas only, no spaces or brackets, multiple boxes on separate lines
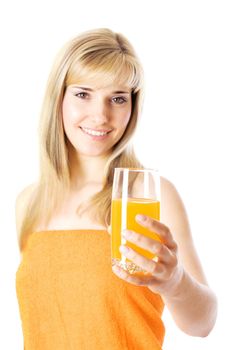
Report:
114,167,159,173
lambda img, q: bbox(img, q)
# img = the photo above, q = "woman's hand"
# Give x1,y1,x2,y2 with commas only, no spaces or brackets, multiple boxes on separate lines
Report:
111,214,185,298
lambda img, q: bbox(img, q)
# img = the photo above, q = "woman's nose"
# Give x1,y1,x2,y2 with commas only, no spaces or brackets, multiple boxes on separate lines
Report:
90,99,109,122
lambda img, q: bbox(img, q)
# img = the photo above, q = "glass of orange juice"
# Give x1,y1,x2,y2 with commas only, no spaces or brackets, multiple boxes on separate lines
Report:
111,168,161,276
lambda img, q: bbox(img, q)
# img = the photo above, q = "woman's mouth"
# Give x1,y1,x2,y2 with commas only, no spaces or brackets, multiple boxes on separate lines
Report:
79,126,112,140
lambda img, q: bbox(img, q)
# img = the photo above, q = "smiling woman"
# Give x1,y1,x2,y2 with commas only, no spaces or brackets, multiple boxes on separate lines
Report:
16,28,145,251
15,28,217,350
62,83,132,157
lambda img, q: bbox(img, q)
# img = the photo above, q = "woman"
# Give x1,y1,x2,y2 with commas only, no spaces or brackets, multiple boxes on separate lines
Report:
15,28,217,349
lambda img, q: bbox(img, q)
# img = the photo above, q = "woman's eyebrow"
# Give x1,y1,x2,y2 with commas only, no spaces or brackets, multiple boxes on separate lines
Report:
70,85,130,94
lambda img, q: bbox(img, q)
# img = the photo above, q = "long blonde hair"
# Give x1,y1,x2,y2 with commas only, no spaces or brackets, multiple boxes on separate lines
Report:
19,28,146,252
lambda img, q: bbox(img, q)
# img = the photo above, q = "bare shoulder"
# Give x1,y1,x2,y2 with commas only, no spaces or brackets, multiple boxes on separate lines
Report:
15,183,37,239
160,175,189,230
160,175,208,285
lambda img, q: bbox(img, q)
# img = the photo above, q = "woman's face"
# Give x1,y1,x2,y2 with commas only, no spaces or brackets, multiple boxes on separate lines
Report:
62,83,132,157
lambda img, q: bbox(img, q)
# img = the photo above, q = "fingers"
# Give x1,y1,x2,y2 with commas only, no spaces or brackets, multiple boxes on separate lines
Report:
108,216,177,252
113,244,172,282
118,244,178,281
121,245,166,275
111,215,180,291
122,229,174,264
135,215,177,252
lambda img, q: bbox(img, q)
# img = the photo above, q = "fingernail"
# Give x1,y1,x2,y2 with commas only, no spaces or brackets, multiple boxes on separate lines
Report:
136,214,146,221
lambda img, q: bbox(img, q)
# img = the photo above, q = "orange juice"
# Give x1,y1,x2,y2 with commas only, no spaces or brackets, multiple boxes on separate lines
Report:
111,198,160,275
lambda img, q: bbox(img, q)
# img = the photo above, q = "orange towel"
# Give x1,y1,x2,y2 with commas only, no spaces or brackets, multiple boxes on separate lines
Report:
16,230,165,349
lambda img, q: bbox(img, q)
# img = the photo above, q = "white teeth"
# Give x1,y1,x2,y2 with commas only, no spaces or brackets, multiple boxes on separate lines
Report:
81,127,110,136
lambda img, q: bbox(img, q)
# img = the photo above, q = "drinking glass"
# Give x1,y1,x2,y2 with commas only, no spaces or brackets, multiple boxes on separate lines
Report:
111,168,161,276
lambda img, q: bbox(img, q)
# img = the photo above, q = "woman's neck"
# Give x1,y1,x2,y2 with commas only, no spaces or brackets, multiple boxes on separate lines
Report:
69,150,109,189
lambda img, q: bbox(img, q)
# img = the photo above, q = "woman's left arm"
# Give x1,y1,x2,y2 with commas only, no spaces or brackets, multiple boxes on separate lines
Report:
112,177,218,337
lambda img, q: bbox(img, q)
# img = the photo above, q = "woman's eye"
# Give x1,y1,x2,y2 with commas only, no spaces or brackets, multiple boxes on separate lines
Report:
73,93,127,104
75,92,89,99
112,97,127,104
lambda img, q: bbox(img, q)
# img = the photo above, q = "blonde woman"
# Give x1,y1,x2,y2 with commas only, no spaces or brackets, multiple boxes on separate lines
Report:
15,28,217,349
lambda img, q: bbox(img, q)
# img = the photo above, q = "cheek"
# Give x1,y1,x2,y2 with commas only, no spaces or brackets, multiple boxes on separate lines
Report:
62,100,75,123
120,110,132,128
62,104,77,141
62,99,83,131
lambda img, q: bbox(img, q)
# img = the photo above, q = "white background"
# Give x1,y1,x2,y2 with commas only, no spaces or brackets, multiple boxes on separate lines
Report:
0,0,228,348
